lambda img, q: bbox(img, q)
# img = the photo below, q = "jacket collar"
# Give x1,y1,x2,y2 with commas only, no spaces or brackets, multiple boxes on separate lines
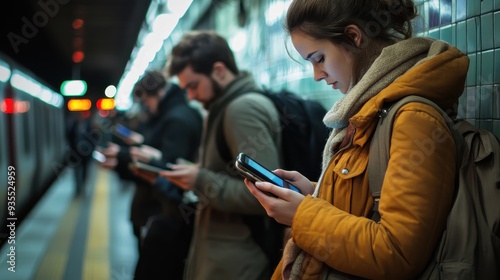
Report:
350,45,469,148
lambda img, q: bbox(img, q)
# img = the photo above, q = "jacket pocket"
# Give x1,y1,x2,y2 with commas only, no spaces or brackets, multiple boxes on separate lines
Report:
333,146,369,180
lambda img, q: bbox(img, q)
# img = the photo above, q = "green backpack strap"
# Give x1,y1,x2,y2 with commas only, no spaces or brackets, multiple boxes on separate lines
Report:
367,95,462,222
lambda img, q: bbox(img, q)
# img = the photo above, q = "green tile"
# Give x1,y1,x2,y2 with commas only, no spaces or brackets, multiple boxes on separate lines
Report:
467,0,480,17
479,120,494,131
481,13,494,50
481,50,494,84
476,52,482,85
414,3,427,34
451,24,456,47
467,53,477,86
493,120,500,139
429,0,440,28
475,86,482,119
440,25,453,45
481,0,494,13
495,49,500,84
495,12,500,48
456,21,467,53
429,28,440,40
457,0,467,21
466,18,477,53
496,0,500,10
468,119,479,126
440,0,452,25
479,86,493,118
466,86,477,118
494,85,500,119
458,92,468,118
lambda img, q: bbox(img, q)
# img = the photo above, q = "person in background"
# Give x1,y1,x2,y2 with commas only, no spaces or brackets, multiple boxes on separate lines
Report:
243,0,469,279
159,30,283,280
98,70,203,279
65,110,95,197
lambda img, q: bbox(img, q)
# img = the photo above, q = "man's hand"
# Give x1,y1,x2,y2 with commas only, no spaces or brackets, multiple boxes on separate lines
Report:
129,145,162,163
97,142,121,158
159,163,199,191
130,164,158,184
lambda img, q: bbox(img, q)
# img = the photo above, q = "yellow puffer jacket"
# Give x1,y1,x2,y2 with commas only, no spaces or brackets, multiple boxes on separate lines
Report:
273,46,469,279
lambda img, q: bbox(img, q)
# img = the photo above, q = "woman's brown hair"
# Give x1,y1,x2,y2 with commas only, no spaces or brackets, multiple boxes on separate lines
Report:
285,0,418,83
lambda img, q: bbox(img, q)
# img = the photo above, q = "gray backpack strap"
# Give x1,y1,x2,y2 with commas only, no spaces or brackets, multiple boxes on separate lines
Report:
367,95,461,222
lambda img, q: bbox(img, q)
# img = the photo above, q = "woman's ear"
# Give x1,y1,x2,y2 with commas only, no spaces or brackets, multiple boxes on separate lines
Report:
344,24,363,48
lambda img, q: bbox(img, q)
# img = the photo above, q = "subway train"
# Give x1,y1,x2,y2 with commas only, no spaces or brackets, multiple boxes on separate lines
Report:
0,52,67,248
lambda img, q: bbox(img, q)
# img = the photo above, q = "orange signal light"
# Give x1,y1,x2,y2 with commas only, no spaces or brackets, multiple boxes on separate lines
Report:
67,98,91,111
96,98,115,111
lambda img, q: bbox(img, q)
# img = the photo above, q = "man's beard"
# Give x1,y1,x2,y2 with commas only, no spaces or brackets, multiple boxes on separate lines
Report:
203,78,224,110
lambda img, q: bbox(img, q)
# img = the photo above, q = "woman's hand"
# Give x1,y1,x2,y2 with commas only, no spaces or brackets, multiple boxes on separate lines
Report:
273,169,316,195
243,169,313,226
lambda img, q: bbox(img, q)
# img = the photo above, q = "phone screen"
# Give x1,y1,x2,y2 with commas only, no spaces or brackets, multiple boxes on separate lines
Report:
237,153,301,194
115,124,131,137
92,150,106,163
245,156,287,188
134,161,165,174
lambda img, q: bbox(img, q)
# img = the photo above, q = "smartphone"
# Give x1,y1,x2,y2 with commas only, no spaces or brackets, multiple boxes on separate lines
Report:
92,150,106,163
114,124,132,138
130,161,172,175
235,153,301,194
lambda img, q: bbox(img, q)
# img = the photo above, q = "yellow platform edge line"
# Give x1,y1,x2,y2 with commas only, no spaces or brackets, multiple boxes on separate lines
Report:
34,199,82,280
83,168,110,280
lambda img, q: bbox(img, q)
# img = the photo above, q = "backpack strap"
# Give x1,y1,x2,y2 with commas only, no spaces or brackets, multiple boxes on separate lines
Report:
216,89,265,162
367,95,463,222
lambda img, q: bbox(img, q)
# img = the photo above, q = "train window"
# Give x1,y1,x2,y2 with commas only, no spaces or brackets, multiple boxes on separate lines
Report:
42,103,47,149
48,109,53,145
23,96,34,154
18,112,28,154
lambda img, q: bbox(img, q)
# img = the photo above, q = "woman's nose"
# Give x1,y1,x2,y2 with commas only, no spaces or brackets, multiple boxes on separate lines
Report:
313,68,326,82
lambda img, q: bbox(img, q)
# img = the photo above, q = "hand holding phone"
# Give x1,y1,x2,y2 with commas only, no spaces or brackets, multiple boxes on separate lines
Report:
129,161,172,176
235,153,301,194
114,124,131,137
113,124,144,145
92,150,107,163
130,145,162,162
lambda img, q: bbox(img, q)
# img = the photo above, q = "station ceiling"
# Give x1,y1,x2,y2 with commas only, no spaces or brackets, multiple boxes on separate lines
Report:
0,0,153,102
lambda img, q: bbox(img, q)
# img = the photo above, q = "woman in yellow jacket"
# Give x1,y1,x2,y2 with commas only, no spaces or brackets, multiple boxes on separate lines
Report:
244,0,469,279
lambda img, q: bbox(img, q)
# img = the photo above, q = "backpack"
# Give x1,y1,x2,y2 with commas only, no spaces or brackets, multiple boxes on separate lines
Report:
368,95,500,280
216,88,331,269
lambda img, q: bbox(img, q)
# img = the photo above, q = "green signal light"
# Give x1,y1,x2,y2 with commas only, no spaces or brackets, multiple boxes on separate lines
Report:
60,80,87,96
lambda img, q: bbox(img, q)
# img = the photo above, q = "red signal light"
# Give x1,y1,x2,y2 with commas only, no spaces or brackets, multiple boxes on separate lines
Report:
72,51,85,63
72,19,84,30
1,98,30,114
1,98,14,114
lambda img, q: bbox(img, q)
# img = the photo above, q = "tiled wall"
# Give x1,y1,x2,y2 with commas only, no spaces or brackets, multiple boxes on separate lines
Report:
415,0,500,137
208,0,500,137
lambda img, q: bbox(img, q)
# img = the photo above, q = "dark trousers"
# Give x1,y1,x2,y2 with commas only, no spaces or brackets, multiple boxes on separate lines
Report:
133,209,194,280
